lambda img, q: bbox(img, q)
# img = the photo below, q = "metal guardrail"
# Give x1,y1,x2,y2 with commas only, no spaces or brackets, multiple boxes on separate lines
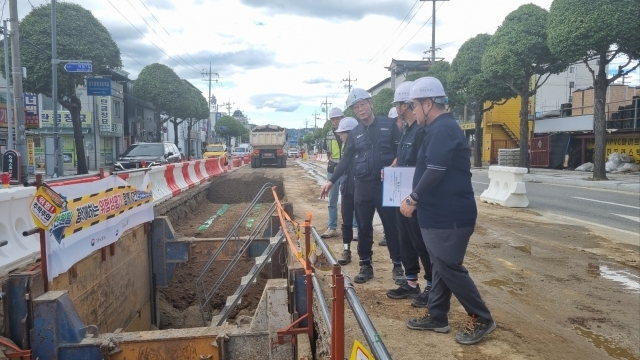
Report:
310,227,392,360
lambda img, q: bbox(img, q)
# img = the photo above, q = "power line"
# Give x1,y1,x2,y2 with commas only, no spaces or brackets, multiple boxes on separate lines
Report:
124,0,201,74
367,0,421,65
392,2,444,58
106,0,200,74
136,0,207,71
120,48,144,67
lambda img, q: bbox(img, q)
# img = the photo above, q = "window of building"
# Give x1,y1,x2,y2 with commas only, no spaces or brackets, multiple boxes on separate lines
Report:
41,96,64,111
569,66,575,73
113,101,121,117
569,81,575,88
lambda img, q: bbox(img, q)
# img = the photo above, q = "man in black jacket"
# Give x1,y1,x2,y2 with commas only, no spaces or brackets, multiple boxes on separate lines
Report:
321,88,403,284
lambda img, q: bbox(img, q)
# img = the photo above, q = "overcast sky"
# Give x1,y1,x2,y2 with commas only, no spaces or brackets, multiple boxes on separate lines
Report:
9,0,640,128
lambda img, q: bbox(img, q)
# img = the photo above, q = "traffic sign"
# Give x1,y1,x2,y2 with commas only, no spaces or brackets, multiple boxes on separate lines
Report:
64,62,92,73
86,78,112,96
350,340,373,360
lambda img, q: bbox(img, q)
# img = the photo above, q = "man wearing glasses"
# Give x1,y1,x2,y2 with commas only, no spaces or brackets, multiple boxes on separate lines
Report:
400,77,495,345
320,88,403,284
385,81,434,301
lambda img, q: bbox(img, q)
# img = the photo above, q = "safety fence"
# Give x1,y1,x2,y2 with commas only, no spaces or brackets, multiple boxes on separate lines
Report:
270,187,391,360
313,153,328,162
0,157,231,278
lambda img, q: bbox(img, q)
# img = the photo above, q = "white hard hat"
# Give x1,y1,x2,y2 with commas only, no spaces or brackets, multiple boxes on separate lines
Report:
346,88,371,108
409,77,446,101
329,107,344,119
388,107,398,118
393,81,413,104
336,117,358,133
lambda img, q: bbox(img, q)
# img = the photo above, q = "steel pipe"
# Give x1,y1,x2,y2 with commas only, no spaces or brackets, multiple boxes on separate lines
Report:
311,274,331,335
310,227,338,266
344,276,392,360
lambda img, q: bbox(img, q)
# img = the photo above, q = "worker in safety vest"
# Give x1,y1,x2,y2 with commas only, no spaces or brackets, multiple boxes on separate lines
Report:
320,108,345,238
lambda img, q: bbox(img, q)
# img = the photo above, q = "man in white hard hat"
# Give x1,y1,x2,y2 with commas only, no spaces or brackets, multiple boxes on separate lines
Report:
334,117,359,265
320,107,345,239
385,81,434,304
320,88,403,285
400,77,495,345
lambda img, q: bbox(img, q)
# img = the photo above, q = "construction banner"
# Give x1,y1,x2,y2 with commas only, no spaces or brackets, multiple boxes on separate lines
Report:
45,174,154,279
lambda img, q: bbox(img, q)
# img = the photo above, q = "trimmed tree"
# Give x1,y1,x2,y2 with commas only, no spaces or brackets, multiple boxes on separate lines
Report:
215,115,245,148
450,34,514,167
8,3,122,174
482,4,566,168
548,0,640,180
372,88,394,116
133,63,184,143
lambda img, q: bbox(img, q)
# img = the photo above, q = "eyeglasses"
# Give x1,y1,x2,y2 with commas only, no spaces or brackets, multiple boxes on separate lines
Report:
409,102,418,110
351,100,369,110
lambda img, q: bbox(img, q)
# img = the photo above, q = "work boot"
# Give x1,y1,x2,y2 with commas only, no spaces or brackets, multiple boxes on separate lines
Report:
411,287,430,308
386,282,420,299
406,314,450,333
354,265,374,283
455,315,496,345
338,250,351,265
352,228,358,241
392,266,405,285
320,228,338,238
378,237,387,246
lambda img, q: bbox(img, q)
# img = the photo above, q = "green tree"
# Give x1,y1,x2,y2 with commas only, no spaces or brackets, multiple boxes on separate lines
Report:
450,34,514,167
405,61,463,114
372,88,394,116
215,115,245,148
548,0,640,180
178,82,209,157
482,4,566,168
5,3,122,174
134,63,184,145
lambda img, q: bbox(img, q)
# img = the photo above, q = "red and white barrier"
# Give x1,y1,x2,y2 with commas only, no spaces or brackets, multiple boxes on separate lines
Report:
0,187,41,276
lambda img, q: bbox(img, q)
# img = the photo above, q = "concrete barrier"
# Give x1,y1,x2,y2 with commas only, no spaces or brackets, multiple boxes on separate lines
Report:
148,166,172,204
0,187,41,276
480,166,529,207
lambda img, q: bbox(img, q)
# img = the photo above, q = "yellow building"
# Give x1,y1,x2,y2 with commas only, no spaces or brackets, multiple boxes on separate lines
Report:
482,97,521,164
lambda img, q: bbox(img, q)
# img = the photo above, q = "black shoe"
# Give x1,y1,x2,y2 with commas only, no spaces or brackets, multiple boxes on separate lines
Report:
386,282,420,299
406,314,450,333
392,266,405,285
354,265,374,283
455,315,496,345
378,237,387,246
411,287,430,308
338,250,351,265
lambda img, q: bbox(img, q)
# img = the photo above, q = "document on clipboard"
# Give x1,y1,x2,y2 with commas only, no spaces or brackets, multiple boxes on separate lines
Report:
382,167,415,207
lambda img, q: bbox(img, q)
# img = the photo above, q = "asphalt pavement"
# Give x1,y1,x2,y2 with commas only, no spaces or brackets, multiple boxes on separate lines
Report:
471,167,640,237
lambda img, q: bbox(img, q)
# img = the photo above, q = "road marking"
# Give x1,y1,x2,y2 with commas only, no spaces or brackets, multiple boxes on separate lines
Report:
612,213,640,223
572,197,639,210
551,214,640,245
472,181,490,185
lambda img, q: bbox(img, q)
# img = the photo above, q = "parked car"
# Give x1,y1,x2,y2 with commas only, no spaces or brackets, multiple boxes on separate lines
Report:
202,143,229,165
287,148,299,158
232,146,250,157
114,142,181,170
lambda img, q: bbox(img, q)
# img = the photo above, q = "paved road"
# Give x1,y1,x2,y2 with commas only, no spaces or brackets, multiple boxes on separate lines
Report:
471,173,640,236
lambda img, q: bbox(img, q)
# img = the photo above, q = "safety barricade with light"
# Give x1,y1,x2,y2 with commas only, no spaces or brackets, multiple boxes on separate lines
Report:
0,187,41,277
480,166,529,208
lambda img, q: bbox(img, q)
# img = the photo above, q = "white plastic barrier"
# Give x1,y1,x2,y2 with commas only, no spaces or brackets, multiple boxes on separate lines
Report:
0,187,41,276
187,161,201,186
480,166,529,208
173,163,190,191
320,153,328,162
148,166,172,204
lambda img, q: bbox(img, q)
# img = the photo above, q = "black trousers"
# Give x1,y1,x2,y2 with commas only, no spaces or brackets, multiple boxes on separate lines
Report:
421,226,492,323
397,209,432,282
354,179,401,266
341,193,356,245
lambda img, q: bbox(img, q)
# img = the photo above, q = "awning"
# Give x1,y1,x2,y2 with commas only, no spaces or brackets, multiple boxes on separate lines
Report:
30,128,92,135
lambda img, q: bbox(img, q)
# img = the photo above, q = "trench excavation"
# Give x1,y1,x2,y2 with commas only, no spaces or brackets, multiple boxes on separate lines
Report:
159,175,286,329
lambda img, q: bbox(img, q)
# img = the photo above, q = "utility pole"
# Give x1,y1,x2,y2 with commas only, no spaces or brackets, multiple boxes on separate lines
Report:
321,96,332,122
9,0,27,183
220,99,234,116
420,0,449,64
342,72,357,93
202,62,218,143
3,20,12,151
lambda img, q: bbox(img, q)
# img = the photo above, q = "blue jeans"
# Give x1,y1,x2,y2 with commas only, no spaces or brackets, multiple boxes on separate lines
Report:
327,172,341,229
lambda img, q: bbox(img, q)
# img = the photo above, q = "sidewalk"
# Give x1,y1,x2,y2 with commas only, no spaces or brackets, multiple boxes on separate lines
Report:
471,167,640,194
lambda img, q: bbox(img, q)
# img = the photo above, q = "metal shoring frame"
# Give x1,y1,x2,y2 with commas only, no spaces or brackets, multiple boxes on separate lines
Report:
194,182,273,319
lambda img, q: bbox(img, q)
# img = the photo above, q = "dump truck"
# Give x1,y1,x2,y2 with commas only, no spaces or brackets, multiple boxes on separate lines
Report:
250,124,287,168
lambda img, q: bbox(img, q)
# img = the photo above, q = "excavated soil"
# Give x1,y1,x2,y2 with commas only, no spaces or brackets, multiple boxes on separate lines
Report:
158,171,286,329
